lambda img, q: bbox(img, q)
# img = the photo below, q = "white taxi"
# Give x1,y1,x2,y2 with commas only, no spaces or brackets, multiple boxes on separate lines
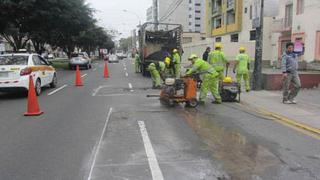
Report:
0,53,57,95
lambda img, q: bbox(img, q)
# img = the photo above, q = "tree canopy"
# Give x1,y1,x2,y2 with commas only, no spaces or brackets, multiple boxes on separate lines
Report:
0,0,114,55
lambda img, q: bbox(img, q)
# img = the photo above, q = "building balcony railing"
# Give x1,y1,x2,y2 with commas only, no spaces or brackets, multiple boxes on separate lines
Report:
212,7,222,15
272,18,292,32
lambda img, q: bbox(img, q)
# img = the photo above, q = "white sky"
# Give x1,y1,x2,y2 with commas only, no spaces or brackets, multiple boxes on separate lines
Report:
86,0,152,39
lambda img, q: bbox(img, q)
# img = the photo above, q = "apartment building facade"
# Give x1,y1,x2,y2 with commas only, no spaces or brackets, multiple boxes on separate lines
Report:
204,0,278,61
157,0,205,33
272,0,320,63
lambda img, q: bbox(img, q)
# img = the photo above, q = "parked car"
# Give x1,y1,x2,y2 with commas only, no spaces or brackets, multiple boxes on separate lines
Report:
69,52,92,70
0,53,57,95
116,50,126,59
108,54,119,63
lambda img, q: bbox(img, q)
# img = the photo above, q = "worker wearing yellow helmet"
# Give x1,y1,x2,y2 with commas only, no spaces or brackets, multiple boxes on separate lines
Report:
172,49,181,79
233,46,251,92
208,43,229,103
186,54,220,105
147,57,174,89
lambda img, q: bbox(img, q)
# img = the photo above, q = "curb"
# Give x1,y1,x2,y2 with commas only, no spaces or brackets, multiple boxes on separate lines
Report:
240,101,320,136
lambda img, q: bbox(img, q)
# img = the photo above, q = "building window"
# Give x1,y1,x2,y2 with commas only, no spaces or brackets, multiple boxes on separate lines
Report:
250,30,256,41
213,17,222,29
189,22,192,25
195,3,201,6
249,5,252,20
244,7,247,13
227,0,234,8
285,4,293,28
297,0,304,15
227,10,235,25
189,15,192,18
231,34,239,42
189,7,192,10
189,0,192,3
195,10,201,13
195,17,201,20
212,0,222,14
216,37,222,42
195,24,201,27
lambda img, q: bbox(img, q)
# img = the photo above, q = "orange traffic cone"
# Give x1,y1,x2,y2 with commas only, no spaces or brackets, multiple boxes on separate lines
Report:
75,65,83,86
24,75,43,116
104,62,109,78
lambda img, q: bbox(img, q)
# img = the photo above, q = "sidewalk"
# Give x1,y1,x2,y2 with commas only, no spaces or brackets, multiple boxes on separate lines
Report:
241,89,320,133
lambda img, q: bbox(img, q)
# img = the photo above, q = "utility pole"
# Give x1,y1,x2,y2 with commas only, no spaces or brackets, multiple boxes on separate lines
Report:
153,0,159,30
253,0,264,90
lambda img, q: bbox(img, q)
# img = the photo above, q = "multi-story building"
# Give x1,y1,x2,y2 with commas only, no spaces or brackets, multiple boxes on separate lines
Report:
202,0,278,61
158,0,205,33
272,0,320,63
146,6,154,22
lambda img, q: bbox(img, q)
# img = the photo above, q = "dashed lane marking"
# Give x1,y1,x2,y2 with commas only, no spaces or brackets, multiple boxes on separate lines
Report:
125,72,129,77
87,107,113,180
81,74,88,78
47,84,68,96
138,121,164,180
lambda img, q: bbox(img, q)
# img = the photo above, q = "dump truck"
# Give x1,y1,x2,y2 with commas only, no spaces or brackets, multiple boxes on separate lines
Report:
138,22,183,76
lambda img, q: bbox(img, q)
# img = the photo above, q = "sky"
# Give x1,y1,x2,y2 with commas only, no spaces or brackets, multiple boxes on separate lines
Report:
86,0,152,39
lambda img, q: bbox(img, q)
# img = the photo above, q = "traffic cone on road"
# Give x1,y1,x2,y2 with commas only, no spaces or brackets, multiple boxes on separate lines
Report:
104,62,109,79
24,75,43,116
75,65,83,86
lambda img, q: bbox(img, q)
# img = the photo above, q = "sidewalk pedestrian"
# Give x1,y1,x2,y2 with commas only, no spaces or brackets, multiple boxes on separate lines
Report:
202,47,211,61
282,42,301,104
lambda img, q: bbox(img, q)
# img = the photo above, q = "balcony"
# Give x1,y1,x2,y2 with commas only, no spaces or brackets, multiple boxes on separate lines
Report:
272,18,292,32
212,7,222,16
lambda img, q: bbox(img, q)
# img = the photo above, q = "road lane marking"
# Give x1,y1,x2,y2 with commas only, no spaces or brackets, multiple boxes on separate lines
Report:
87,107,113,180
125,72,129,77
93,68,97,71
81,74,88,78
138,121,164,180
128,83,134,92
47,84,68,96
92,85,111,96
124,67,127,71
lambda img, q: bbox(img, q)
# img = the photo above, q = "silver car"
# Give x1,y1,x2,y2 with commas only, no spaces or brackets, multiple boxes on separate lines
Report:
69,52,92,70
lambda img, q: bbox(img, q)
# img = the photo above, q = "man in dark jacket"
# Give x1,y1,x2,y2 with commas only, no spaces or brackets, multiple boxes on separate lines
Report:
282,42,301,104
202,47,211,61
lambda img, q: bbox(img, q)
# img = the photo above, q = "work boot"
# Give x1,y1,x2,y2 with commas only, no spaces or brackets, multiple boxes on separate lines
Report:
212,100,222,104
199,101,205,105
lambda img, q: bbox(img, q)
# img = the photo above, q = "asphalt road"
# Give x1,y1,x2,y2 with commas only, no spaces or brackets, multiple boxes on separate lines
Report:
0,59,319,180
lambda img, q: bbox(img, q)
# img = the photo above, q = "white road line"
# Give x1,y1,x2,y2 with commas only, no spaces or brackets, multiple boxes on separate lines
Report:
87,107,113,180
128,83,133,89
47,84,68,96
124,67,127,71
125,72,129,77
138,121,164,180
92,85,110,96
81,74,88,78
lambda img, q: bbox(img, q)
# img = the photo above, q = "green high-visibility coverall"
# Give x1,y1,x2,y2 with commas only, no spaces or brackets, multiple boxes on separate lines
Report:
172,53,181,79
147,63,161,88
135,54,141,73
208,50,228,101
186,58,221,103
235,53,251,91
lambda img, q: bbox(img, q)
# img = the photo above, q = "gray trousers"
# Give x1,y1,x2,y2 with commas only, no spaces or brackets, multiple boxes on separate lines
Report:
283,72,301,101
